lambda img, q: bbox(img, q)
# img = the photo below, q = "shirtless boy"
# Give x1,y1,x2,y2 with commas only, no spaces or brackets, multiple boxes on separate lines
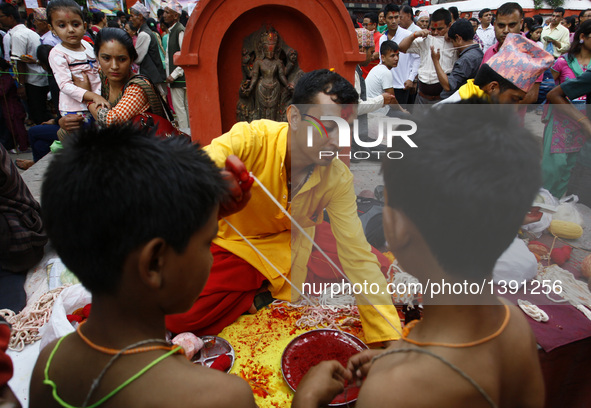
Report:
293,104,545,408
29,125,257,408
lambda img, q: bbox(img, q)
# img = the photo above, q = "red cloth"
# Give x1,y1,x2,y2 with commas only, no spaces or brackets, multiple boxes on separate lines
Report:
306,221,391,285
165,243,266,336
0,322,13,387
166,222,391,336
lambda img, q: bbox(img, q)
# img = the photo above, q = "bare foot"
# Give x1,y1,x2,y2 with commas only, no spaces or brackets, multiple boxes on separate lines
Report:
248,303,257,314
15,159,34,170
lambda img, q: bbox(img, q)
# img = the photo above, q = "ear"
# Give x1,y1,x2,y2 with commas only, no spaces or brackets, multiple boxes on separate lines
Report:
483,81,499,96
286,104,300,131
382,190,412,253
137,237,167,290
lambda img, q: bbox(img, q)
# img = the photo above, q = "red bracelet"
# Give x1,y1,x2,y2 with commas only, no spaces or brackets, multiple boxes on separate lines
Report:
87,101,96,109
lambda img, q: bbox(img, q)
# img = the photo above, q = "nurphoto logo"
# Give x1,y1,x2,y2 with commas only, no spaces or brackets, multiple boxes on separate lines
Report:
304,114,419,161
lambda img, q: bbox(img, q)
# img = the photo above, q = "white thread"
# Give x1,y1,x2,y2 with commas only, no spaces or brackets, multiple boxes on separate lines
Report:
575,305,591,321
250,174,402,336
517,300,549,322
535,264,591,321
222,217,313,305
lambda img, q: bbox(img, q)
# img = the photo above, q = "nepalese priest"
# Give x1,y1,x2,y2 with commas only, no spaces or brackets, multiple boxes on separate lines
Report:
166,69,402,344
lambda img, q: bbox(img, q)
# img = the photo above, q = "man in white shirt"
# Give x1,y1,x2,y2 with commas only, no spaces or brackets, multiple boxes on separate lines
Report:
378,4,419,105
366,40,404,116
400,5,421,34
399,8,457,105
541,7,570,58
163,0,189,130
476,8,496,52
0,3,50,125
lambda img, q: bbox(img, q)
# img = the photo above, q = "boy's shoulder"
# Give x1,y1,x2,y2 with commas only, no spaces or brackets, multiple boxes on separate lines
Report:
147,357,257,408
29,336,257,408
357,304,544,408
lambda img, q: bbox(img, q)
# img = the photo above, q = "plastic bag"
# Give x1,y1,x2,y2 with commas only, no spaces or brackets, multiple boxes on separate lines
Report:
522,188,558,238
39,284,91,350
552,195,583,226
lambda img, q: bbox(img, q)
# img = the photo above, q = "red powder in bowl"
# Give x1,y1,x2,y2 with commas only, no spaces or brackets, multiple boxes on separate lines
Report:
282,330,366,406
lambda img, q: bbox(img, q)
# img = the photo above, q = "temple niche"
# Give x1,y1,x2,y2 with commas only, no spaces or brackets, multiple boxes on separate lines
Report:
237,25,305,122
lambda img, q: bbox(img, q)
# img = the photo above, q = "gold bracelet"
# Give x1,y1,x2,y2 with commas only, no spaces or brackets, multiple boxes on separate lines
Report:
577,116,588,123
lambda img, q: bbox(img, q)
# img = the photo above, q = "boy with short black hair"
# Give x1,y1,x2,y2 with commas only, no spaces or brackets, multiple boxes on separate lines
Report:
293,105,545,408
29,125,257,408
365,40,406,115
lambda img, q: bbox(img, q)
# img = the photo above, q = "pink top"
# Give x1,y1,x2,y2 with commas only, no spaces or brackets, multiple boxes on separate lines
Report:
551,56,577,84
48,40,101,112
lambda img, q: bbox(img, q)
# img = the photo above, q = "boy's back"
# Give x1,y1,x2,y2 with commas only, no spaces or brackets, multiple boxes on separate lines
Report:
292,104,545,408
29,125,256,408
357,302,543,408
30,334,254,408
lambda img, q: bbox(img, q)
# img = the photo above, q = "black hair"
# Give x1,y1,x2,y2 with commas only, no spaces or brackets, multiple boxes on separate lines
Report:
46,0,84,26
474,64,520,93
180,10,188,26
0,3,20,22
401,5,413,16
554,7,565,16
94,27,138,63
478,8,491,19
116,11,126,18
36,44,54,73
146,18,159,33
580,9,591,19
382,103,541,280
350,11,359,29
563,16,577,32
107,20,120,28
523,17,534,31
449,6,459,21
431,8,452,25
525,25,542,40
380,40,399,55
291,69,358,105
448,19,474,41
469,17,479,26
41,125,226,295
383,4,401,16
157,9,164,18
497,2,524,18
568,20,591,61
532,14,543,25
363,12,378,25
91,10,105,24
126,21,138,33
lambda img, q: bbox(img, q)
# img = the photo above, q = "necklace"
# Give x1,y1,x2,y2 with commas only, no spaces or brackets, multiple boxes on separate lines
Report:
77,321,179,355
401,304,510,348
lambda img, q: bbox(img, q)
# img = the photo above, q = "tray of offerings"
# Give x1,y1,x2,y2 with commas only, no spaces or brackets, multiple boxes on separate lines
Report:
281,329,367,406
191,335,235,373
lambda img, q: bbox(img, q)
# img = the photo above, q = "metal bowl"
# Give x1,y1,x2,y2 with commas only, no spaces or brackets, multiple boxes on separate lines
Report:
191,335,235,373
281,329,367,406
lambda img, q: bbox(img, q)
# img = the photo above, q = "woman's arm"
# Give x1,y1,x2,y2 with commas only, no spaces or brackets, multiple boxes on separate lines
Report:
91,84,149,126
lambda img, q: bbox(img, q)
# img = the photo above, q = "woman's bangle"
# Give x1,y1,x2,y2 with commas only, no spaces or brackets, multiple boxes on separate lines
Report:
577,116,588,123
87,101,96,109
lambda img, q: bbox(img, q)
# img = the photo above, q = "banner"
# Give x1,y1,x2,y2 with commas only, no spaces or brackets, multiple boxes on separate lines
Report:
87,0,124,14
144,0,199,18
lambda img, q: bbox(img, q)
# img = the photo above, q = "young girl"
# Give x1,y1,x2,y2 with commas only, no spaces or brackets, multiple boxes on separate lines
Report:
526,25,544,49
47,0,108,129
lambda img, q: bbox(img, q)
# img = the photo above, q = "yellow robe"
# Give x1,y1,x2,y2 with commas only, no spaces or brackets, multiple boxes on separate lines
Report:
204,120,401,343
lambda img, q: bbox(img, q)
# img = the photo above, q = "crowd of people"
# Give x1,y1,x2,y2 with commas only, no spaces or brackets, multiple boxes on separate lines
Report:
0,1,591,407
354,2,591,205
0,0,189,170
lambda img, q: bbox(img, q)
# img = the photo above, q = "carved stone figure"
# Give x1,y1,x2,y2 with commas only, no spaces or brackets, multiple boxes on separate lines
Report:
237,26,305,122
